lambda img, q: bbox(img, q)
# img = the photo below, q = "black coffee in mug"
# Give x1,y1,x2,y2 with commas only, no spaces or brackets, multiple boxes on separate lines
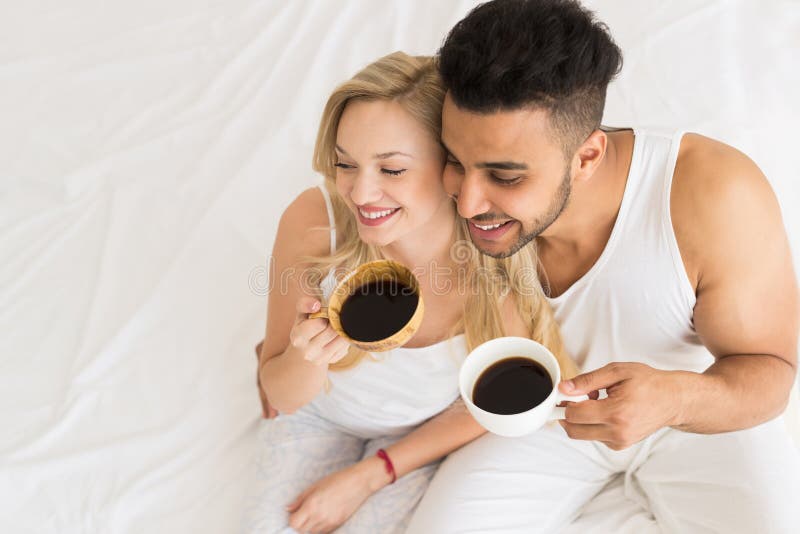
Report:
339,279,418,342
472,357,553,415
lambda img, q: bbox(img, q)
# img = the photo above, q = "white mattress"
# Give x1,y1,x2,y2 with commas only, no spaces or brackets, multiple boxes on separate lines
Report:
1,1,798,532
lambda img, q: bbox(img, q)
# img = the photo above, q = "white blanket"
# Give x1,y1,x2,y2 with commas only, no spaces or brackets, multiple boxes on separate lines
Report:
1,1,798,532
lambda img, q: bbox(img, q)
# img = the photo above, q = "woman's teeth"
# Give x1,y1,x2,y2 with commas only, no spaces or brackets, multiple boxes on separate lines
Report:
359,207,398,219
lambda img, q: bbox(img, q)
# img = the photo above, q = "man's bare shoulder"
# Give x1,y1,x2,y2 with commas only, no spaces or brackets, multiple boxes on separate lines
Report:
673,133,773,199
671,133,783,289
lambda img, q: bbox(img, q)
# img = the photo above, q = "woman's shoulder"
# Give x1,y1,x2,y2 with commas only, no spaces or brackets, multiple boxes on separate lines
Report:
281,186,329,225
275,186,332,261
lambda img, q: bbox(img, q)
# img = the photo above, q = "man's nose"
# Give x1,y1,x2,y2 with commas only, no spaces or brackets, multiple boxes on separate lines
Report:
454,172,492,219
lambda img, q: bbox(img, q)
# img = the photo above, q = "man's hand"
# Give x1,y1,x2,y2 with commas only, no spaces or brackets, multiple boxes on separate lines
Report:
558,362,688,450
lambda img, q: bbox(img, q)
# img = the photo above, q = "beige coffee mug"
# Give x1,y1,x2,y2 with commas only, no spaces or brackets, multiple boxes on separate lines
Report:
309,259,424,352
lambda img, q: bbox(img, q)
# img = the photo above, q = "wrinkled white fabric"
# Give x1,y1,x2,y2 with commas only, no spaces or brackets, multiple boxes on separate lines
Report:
408,418,800,534
2,1,799,533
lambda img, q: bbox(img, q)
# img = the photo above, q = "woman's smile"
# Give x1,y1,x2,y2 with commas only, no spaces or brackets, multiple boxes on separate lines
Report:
356,205,402,227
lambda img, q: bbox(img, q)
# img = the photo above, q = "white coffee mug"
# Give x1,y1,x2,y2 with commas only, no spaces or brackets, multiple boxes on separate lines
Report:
460,336,587,437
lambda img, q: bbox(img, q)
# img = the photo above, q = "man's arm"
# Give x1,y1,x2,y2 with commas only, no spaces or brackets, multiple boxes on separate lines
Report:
559,134,798,448
667,133,798,432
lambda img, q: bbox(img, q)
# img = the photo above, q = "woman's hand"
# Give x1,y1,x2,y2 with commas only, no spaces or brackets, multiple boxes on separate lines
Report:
289,297,351,366
287,457,390,533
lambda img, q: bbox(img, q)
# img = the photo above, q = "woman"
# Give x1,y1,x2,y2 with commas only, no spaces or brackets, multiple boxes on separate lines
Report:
242,51,578,533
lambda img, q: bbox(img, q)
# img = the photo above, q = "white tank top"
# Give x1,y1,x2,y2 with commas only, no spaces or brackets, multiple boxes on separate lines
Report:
546,129,714,374
302,184,468,439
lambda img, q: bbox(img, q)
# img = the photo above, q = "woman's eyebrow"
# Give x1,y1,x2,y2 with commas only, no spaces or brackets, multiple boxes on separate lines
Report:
335,145,411,159
373,151,412,159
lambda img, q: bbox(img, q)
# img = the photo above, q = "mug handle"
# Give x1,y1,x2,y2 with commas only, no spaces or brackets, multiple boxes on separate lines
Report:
549,393,590,420
308,307,329,320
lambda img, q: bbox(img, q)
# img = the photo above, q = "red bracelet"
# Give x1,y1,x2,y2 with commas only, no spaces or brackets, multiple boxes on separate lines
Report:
375,448,397,484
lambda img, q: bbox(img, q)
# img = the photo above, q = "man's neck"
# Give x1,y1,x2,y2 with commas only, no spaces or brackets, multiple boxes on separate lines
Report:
536,129,635,293
540,130,633,251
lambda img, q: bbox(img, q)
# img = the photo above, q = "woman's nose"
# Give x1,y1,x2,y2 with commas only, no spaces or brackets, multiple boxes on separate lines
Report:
348,171,383,206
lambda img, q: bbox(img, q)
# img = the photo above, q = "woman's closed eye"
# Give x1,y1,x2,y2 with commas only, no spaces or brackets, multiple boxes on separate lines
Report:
335,162,405,176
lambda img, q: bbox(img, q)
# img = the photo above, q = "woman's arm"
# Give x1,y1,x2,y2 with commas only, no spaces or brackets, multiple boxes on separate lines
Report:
286,293,568,491
254,340,278,418
258,188,348,414
260,298,339,414
286,401,486,533
287,297,532,532
358,294,530,487
360,401,485,489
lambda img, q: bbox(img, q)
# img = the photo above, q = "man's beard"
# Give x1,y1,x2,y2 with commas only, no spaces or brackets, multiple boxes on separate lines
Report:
478,167,571,259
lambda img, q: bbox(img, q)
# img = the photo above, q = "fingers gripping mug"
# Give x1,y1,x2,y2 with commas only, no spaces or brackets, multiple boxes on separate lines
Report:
308,259,424,352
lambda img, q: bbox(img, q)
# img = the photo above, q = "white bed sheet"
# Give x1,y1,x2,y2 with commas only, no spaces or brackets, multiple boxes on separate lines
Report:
1,1,797,532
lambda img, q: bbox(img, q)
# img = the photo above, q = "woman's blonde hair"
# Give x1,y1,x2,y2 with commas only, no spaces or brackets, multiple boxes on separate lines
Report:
306,51,579,379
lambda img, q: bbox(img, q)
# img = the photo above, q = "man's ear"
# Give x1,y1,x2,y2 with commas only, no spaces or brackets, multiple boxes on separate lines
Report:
571,129,607,183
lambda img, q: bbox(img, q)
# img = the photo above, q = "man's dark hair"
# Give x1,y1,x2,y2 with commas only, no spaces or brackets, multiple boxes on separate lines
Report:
438,0,623,153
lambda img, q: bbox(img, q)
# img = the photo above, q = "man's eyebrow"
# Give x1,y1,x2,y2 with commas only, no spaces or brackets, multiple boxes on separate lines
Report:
476,161,529,171
440,141,528,170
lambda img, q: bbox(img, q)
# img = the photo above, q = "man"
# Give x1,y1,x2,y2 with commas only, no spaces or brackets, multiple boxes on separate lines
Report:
406,0,800,532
